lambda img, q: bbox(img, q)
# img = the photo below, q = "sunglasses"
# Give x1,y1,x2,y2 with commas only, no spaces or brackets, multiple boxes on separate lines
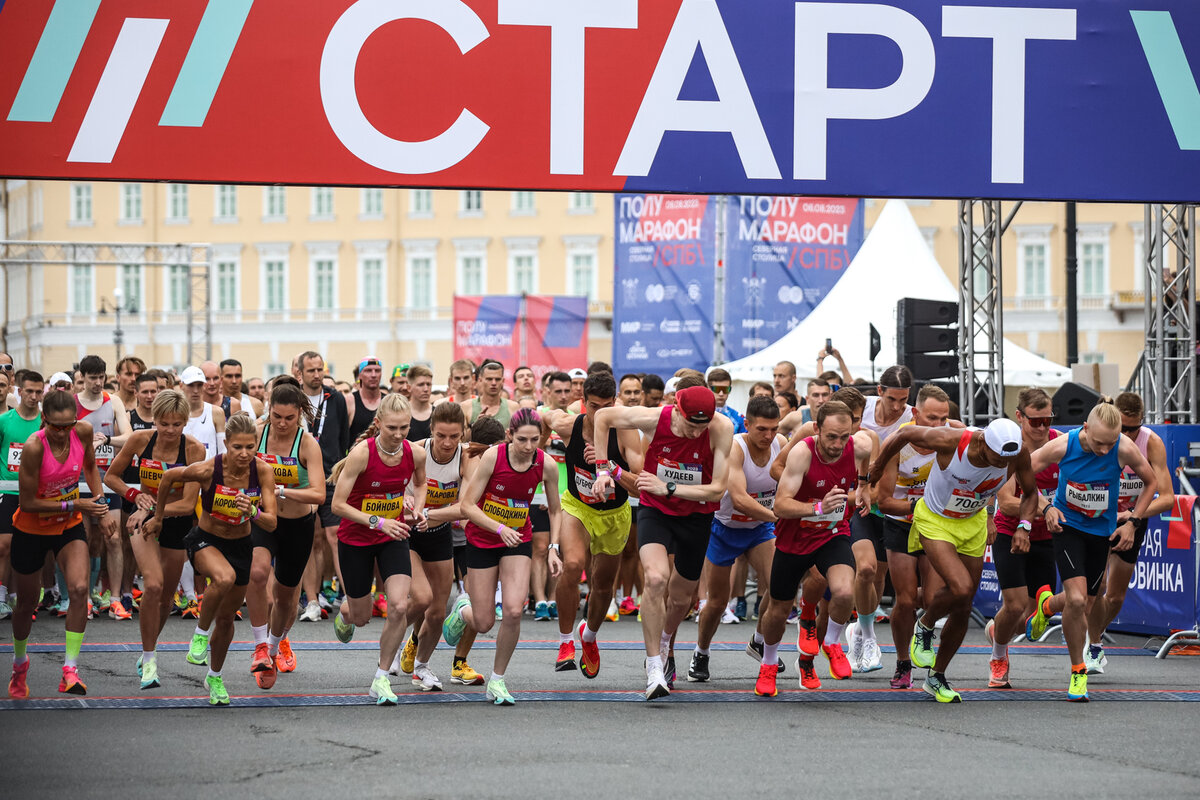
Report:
1122,424,1142,434
46,421,77,432
0,364,12,373
1024,416,1055,429
709,385,730,394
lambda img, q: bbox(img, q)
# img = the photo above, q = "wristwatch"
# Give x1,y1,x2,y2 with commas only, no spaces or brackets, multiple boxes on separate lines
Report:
666,481,677,498
1016,520,1033,532
548,543,560,554
368,514,381,530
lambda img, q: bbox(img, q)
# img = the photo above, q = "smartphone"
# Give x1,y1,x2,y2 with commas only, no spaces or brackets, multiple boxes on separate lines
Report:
825,338,833,353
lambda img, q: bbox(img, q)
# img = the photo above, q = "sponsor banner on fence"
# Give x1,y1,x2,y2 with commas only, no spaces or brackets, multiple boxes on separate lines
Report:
1111,496,1198,635
613,194,715,378
723,197,865,361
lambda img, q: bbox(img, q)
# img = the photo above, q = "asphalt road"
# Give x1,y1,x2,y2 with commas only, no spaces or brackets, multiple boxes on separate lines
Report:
3,606,1199,799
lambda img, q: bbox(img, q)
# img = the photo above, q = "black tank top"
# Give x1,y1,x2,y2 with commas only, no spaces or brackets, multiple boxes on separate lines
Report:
130,409,154,432
407,413,431,442
347,390,379,444
122,431,188,486
200,454,261,523
564,413,629,511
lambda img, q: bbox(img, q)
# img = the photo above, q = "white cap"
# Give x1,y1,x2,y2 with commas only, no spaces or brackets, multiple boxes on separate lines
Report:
664,377,679,393
984,418,1022,457
568,368,587,380
180,365,206,385
48,371,72,386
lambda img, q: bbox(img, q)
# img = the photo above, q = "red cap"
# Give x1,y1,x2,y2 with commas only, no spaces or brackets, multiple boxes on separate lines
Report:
676,386,716,424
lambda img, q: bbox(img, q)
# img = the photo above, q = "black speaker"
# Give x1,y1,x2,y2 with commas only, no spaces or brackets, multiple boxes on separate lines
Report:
1052,382,1102,426
903,326,956,353
906,353,959,380
897,298,959,379
897,298,957,326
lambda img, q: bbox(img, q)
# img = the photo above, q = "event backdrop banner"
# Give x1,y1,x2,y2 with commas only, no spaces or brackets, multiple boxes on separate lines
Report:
523,295,590,382
613,194,716,377
723,197,865,361
2,1,1199,202
453,295,521,383
453,295,589,388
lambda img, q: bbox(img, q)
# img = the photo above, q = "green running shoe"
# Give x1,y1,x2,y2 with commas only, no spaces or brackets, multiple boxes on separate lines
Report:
923,672,962,703
333,612,355,644
486,677,515,706
443,594,471,647
1067,670,1089,702
136,655,142,678
1025,585,1054,641
370,675,398,706
186,633,209,666
910,622,937,669
206,675,230,706
140,659,160,690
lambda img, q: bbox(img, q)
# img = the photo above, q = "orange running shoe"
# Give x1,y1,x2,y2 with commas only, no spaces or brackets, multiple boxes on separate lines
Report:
8,661,29,698
619,597,638,616
822,643,851,680
255,654,277,690
58,665,87,695
275,637,296,673
109,598,133,620
796,658,822,690
555,639,577,672
250,643,273,673
577,621,600,678
988,657,1011,689
797,617,819,658
754,663,779,697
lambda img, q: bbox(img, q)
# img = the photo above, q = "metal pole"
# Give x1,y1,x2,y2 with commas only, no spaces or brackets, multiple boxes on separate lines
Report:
1065,202,1078,366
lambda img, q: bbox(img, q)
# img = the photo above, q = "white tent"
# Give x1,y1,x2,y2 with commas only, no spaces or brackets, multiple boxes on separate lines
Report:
720,199,1072,392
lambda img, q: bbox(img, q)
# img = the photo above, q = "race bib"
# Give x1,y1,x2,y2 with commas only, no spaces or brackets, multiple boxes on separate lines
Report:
426,478,459,509
139,459,165,494
483,492,530,530
944,488,987,519
361,492,404,520
1118,473,1143,511
210,484,259,525
656,458,703,486
6,442,21,473
573,466,614,505
800,501,845,530
731,489,775,523
1065,480,1109,519
94,444,115,470
38,485,80,521
259,454,301,487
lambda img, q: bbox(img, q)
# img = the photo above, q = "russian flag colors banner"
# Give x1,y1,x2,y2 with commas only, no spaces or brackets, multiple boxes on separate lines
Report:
453,295,589,388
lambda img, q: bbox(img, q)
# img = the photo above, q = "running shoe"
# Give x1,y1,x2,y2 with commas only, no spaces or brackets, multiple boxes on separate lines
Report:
721,606,740,624
58,665,87,695
923,672,962,703
0,600,12,620
876,609,891,624
822,643,852,680
372,593,387,618
52,598,69,617
548,601,558,620
276,638,296,673
664,656,677,689
984,618,996,646
172,591,188,615
845,621,864,672
255,659,277,691
754,663,779,697
890,660,913,690
95,590,111,612
785,606,799,625
555,640,577,672
796,658,821,690
619,597,638,616
687,651,710,683
988,656,1011,689
187,632,210,665
443,595,471,646
495,602,503,621
317,593,333,612
206,674,230,706
797,617,819,658
744,638,786,672
251,643,273,673
735,597,748,621
399,635,418,674
1067,669,1089,702
486,677,516,706
333,612,355,644
605,598,620,623
140,659,161,690
451,659,485,686
534,601,551,621
1025,584,1054,641
860,639,884,673
8,661,30,699
412,665,443,692
136,655,143,677
578,621,600,679
182,600,200,620
1085,644,1107,675
910,622,937,669
369,675,398,706
644,661,670,701
298,601,321,623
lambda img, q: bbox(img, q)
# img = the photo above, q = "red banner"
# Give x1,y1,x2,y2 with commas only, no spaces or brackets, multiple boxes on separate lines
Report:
453,295,588,389
523,295,590,384
453,296,521,383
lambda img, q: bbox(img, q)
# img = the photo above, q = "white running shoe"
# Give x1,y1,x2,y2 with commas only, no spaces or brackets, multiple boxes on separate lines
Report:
861,637,884,672
645,661,670,700
388,649,403,676
845,621,864,672
720,606,740,624
412,665,443,692
298,601,321,623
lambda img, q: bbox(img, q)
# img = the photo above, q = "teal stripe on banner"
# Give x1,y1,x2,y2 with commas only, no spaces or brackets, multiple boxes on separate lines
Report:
159,0,254,127
1131,10,1200,150
7,0,103,122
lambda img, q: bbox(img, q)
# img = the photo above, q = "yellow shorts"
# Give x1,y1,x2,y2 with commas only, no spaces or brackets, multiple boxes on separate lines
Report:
561,491,631,557
910,498,987,558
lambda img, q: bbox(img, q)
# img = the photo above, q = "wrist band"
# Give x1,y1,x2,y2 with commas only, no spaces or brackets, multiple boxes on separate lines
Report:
125,488,141,503
597,469,611,477
249,504,260,520
61,500,67,511
611,465,623,481
814,501,822,516
858,475,869,482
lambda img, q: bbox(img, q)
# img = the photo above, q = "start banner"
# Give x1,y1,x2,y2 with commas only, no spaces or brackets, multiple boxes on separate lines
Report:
2,1,1200,202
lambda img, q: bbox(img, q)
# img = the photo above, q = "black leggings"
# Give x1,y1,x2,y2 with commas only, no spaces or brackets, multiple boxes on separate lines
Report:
338,538,411,598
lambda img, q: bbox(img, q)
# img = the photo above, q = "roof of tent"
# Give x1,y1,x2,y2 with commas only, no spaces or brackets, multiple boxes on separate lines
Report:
719,200,1072,388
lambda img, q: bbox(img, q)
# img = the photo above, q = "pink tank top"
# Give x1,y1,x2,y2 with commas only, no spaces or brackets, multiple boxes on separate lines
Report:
337,438,414,546
1118,426,1153,512
465,443,544,548
774,437,856,555
13,429,85,535
642,406,715,516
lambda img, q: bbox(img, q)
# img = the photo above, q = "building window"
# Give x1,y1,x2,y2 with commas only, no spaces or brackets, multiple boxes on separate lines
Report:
361,257,385,309
511,254,536,295
408,256,434,309
569,192,595,214
511,191,535,215
215,185,237,221
31,185,43,230
70,184,93,224
263,260,286,312
459,190,483,216
1020,243,1048,297
215,260,239,311
69,264,93,313
568,251,597,301
168,184,189,222
1080,241,1108,297
313,258,336,309
120,184,142,223
263,362,286,380
459,255,484,295
167,265,190,312
119,264,142,312
311,187,334,219
410,189,433,217
360,188,384,219
264,186,286,220
1080,351,1106,365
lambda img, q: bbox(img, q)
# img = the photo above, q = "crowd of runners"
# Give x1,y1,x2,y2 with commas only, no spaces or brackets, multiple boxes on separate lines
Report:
0,349,1171,705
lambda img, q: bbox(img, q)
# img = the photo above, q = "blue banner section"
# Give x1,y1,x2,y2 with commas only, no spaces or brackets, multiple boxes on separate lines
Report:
723,197,865,361
613,194,716,378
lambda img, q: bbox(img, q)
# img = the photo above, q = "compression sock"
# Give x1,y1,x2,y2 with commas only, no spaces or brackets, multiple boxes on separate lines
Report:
252,624,268,646
64,630,83,668
763,641,779,666
13,638,28,665
824,619,846,646
858,608,876,639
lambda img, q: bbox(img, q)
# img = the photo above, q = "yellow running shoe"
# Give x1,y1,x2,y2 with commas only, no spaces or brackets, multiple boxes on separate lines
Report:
451,659,485,685
399,635,417,674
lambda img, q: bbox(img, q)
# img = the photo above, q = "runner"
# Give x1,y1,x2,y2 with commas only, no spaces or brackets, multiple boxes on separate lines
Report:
987,389,1060,688
872,385,951,689
114,356,146,412
389,364,411,398
869,418,1038,703
248,377,267,405
567,368,586,405
513,366,538,405
592,383,734,700
441,408,562,705
202,361,241,417
8,389,116,698
1025,400,1157,701
641,374,665,408
348,356,384,444
129,373,159,432
689,395,786,683
773,361,797,397
406,366,434,442
151,412,277,705
180,365,227,459
445,359,475,406
393,401,466,690
542,372,642,677
329,394,426,705
462,360,517,429
220,359,262,417
0,372,43,624
104,390,206,690
531,371,573,621
755,401,873,696
245,382,326,689
1085,391,1174,673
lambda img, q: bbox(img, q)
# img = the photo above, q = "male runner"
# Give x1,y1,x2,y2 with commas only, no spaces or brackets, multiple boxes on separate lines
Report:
531,371,573,620
220,359,262,417
707,368,746,434
406,366,435,442
513,366,538,404
200,361,240,417
462,360,517,428
114,357,146,411
444,359,475,405
798,379,831,425
129,373,160,431
248,377,266,404
773,361,797,397
641,375,665,408
618,374,644,409
615,373,646,616
389,364,411,398
348,356,384,443
567,368,586,405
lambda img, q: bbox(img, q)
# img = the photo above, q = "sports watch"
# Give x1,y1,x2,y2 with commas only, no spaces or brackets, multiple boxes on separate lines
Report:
368,514,381,530
666,481,677,498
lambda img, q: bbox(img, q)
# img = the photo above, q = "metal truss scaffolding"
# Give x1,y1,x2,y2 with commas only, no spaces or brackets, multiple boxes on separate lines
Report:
0,240,212,366
1142,204,1197,424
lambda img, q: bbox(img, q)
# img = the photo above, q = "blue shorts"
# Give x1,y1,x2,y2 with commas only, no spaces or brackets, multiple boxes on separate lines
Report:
706,519,775,567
